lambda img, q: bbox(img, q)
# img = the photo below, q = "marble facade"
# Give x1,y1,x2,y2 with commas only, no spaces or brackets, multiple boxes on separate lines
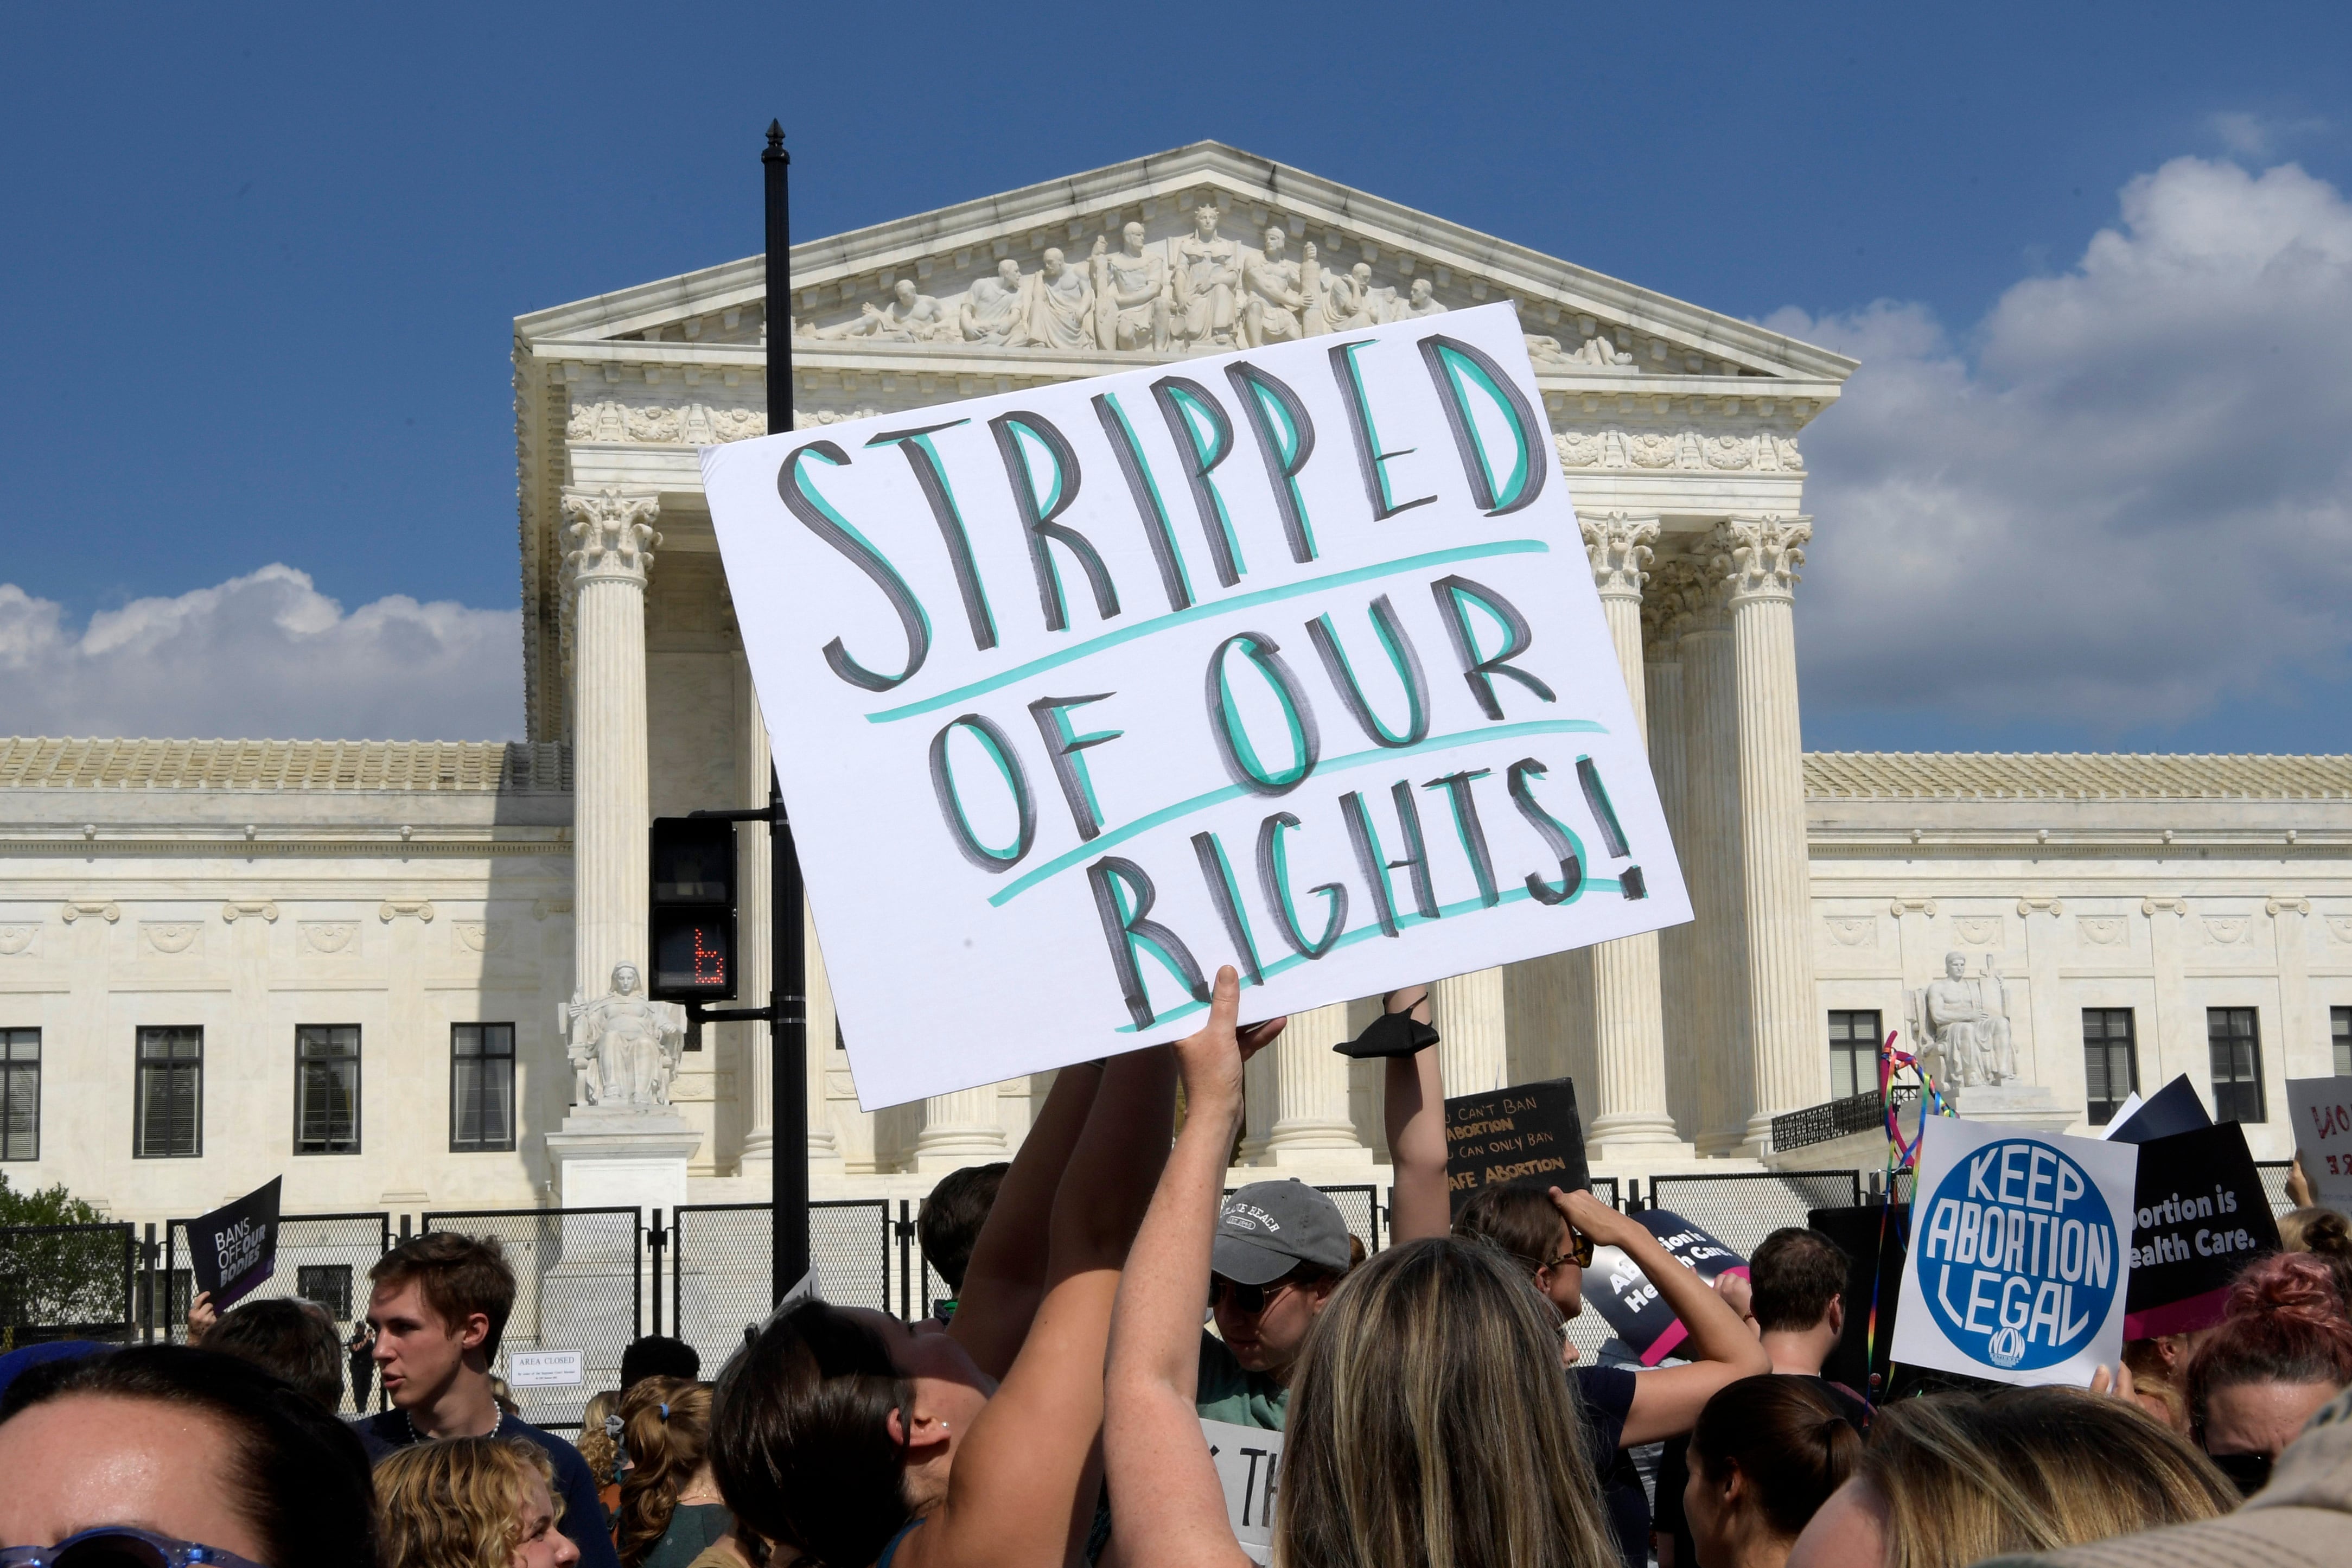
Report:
2,144,2345,1232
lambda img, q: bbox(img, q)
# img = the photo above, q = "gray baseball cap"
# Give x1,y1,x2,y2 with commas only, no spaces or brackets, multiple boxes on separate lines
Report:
1212,1180,1354,1285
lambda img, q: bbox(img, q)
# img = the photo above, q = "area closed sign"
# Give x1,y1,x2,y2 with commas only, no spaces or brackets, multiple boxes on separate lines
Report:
706,303,1689,1106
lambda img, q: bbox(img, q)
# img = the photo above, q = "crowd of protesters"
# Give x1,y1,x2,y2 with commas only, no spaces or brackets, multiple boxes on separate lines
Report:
4,972,2352,1567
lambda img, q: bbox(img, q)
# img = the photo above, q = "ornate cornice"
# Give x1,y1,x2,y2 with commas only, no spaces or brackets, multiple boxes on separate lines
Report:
1709,514,1811,604
560,488,661,590
1579,512,1656,601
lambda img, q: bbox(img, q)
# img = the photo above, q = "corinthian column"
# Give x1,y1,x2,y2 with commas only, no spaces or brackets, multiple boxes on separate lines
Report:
1679,584,1752,1155
1577,514,1684,1154
1712,516,1826,1151
1643,561,1702,1142
1433,970,1508,1097
1262,1002,1370,1164
563,488,660,1020
914,1085,1009,1171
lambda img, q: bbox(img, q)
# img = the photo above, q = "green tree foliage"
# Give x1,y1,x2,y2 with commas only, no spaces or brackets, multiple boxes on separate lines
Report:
0,1172,130,1338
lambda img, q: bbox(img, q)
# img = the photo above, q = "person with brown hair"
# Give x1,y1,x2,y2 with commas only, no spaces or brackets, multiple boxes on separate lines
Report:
1105,967,1621,1568
616,1378,741,1568
202,1296,346,1411
2184,1250,2352,1494
1682,1376,1862,1568
1451,1177,1770,1566
1786,1387,2236,1566
378,1433,579,1568
2278,1204,2352,1306
354,1231,620,1568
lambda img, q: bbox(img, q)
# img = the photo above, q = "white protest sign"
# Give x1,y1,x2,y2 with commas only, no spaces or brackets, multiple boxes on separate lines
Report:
1894,1116,2138,1386
705,303,1690,1106
1200,1417,1283,1564
506,1349,584,1388
2287,1076,2352,1207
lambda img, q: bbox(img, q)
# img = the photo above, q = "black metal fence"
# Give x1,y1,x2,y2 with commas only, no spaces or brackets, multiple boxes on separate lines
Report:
0,1222,138,1347
1645,1171,1866,1258
670,1200,894,1376
1770,1088,1921,1153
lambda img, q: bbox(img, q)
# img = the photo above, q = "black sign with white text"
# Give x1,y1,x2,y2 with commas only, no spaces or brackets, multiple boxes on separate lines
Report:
1444,1075,1588,1213
189,1177,282,1310
2122,1120,2278,1336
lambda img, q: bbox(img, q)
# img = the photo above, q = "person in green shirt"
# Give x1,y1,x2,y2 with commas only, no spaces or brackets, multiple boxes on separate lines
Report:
1195,986,1454,1431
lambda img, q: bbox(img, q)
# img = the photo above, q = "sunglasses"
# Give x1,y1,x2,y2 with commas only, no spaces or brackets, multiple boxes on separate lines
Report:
2205,1449,2271,1498
1544,1229,1596,1271
1,1526,268,1568
1210,1275,1300,1315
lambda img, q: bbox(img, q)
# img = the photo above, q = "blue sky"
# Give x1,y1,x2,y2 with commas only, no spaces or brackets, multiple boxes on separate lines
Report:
2,2,2347,751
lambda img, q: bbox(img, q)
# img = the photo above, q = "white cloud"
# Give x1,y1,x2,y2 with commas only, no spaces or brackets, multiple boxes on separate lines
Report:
1776,156,2352,737
0,565,521,741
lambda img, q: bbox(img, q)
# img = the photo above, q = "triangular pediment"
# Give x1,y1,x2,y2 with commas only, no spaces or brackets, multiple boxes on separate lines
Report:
517,141,1855,387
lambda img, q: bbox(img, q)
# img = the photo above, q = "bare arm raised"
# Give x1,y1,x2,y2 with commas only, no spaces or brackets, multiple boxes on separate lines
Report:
1106,969,1284,1568
950,1060,1105,1379
908,1044,1181,1568
1379,985,1452,1245
1552,1187,1770,1445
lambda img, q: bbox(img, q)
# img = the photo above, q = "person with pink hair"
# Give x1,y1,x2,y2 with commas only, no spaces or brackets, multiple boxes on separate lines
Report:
2186,1252,2352,1495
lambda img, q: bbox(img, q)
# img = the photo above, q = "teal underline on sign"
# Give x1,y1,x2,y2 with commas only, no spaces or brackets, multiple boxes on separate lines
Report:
1111,877,1625,1033
862,539,1551,724
986,717,1607,908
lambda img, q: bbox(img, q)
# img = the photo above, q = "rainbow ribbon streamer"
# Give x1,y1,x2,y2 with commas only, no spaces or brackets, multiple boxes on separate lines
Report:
1862,1029,1955,1403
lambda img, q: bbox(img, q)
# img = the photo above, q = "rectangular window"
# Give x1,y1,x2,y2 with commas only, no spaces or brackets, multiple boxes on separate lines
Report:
2081,1009,2139,1125
2208,1007,2266,1124
0,1028,37,1161
1828,1011,1882,1101
450,1023,515,1152
2335,1006,2351,1079
134,1027,203,1158
296,1263,355,1321
295,1025,361,1155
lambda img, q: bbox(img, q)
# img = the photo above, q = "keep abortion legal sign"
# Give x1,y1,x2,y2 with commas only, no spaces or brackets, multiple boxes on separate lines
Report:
1893,1117,2138,1386
706,303,1690,1106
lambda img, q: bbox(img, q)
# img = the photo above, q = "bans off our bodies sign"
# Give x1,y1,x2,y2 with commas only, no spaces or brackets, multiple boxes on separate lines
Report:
707,304,1690,1106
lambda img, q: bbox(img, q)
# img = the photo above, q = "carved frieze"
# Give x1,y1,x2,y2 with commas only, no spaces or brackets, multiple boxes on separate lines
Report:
2202,916,2250,946
141,922,201,956
0,925,39,957
1953,917,2003,947
2079,917,2127,946
301,922,359,956
1556,430,1803,474
1825,916,1877,948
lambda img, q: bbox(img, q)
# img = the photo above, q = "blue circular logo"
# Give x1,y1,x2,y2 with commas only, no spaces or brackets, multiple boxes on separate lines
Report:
1917,1138,2119,1371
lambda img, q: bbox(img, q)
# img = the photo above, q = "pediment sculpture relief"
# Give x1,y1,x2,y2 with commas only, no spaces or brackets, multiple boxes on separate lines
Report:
791,202,1492,358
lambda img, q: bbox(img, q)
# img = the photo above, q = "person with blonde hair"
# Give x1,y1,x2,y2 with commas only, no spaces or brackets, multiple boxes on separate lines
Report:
1785,1387,2235,1566
378,1434,580,1568
1105,967,1621,1568
576,1389,624,1513
617,1378,743,1568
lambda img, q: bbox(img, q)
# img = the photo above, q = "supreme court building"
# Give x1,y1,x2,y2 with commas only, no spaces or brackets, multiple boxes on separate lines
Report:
4,142,2347,1228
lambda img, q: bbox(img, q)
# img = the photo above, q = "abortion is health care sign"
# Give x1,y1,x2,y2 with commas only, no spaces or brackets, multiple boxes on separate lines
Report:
1892,1117,2138,1386
706,303,1690,1107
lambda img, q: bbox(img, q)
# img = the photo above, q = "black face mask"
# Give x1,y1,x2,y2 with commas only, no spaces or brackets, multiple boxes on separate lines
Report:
2205,1448,2272,1497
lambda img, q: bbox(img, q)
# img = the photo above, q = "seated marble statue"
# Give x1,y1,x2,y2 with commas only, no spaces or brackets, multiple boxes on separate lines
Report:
1092,224,1169,350
961,258,1034,346
1311,261,1379,333
1917,951,2017,1088
1390,276,1448,321
1241,227,1308,345
1171,203,1240,347
562,962,686,1110
1025,247,1095,350
800,278,952,342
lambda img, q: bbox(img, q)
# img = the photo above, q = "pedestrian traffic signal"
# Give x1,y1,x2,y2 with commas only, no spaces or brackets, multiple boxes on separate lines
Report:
649,817,737,1004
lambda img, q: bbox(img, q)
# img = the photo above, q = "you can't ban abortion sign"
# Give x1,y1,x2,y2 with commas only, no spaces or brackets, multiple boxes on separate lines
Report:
1893,1117,2138,1386
705,304,1689,1107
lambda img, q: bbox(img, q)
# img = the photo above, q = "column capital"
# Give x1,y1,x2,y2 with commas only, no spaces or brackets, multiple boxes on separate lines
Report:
1579,511,1659,601
1641,557,1708,656
1708,514,1811,604
562,487,662,590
